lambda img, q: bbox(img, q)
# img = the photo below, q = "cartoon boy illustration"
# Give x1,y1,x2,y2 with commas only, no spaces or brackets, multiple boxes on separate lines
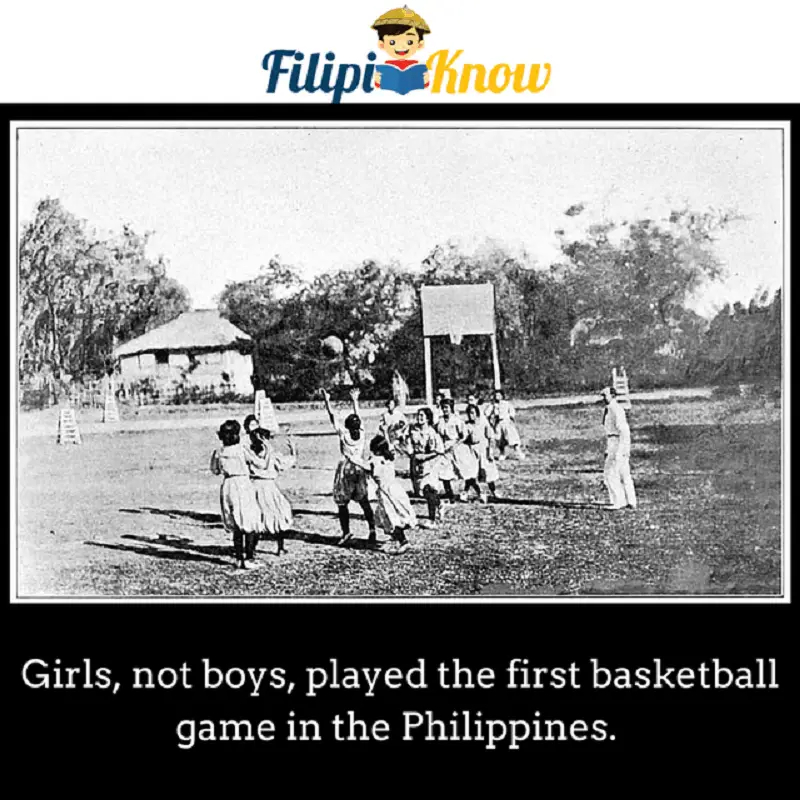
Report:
371,6,431,95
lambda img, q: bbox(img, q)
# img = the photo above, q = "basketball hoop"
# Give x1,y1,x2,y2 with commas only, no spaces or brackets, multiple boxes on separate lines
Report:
444,310,466,347
419,283,498,405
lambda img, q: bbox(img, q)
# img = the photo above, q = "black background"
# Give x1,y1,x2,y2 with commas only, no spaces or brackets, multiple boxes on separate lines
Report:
4,103,795,779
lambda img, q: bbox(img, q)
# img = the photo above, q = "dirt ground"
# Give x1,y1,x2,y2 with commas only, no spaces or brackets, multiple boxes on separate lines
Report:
15,396,782,598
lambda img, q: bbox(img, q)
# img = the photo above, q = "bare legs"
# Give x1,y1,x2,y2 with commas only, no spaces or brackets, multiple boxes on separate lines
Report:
337,500,377,545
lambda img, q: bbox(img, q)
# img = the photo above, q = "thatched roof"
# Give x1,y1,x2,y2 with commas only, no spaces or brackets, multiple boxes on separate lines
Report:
114,310,251,358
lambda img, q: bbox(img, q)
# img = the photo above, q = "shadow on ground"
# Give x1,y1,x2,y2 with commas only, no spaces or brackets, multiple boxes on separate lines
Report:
116,507,377,552
489,497,603,509
85,538,231,566
120,507,223,526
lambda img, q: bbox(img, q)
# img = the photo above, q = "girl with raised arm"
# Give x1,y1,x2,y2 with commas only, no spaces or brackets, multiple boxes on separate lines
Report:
321,388,378,548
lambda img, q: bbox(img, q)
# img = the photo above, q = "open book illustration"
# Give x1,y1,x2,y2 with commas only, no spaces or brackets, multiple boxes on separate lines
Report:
376,63,427,95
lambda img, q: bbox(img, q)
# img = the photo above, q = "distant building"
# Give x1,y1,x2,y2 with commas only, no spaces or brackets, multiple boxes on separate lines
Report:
114,310,254,397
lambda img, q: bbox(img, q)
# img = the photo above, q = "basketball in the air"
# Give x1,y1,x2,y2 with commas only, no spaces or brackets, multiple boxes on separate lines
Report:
320,335,344,358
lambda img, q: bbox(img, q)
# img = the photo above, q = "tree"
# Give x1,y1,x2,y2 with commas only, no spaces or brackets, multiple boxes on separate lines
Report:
557,205,743,384
19,199,105,377
78,226,191,376
218,257,303,335
285,259,418,398
220,258,423,400
18,199,191,383
218,258,306,394
689,288,781,383
417,240,572,395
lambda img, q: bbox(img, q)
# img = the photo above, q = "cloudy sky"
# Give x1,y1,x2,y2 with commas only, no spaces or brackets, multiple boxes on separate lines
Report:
17,125,784,317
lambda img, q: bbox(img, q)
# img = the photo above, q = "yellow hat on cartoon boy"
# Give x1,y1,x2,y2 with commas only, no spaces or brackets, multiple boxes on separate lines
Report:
371,5,430,33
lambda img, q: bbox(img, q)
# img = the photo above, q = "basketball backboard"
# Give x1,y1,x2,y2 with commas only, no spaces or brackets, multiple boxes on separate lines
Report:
420,284,496,338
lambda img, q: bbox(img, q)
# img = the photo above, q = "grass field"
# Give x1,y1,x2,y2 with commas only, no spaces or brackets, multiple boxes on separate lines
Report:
16,396,782,597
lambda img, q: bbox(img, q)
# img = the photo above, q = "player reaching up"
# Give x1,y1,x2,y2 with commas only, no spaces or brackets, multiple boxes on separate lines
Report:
321,388,379,549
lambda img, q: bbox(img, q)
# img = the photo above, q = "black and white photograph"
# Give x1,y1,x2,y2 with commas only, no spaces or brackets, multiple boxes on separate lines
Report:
12,121,787,600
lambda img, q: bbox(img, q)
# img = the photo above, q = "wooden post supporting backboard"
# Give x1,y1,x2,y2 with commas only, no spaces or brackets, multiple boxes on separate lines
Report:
420,284,497,406
424,337,433,407
489,333,501,390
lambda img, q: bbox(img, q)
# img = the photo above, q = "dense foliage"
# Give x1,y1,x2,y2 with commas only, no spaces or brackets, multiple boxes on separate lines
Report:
19,198,781,401
219,206,781,399
19,199,190,384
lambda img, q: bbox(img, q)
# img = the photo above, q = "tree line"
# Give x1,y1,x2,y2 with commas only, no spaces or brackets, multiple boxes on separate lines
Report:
18,197,781,401
219,206,781,399
19,198,190,386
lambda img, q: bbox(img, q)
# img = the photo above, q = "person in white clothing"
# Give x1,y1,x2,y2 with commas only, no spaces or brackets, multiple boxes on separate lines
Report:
378,397,407,449
486,389,526,460
600,386,637,510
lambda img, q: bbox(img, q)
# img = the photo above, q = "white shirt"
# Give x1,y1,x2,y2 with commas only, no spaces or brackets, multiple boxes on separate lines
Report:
489,400,515,422
603,400,630,450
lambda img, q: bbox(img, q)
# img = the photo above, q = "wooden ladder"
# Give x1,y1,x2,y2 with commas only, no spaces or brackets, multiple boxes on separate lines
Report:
612,366,632,409
57,408,82,444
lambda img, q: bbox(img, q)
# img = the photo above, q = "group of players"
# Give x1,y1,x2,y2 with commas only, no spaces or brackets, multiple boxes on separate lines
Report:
210,386,525,569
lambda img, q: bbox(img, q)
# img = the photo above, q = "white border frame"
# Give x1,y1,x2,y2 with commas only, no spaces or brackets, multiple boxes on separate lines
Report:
9,119,791,604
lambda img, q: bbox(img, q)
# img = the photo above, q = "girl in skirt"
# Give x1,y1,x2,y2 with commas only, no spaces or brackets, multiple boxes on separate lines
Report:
210,419,264,571
435,397,479,503
405,407,445,529
486,389,526,460
351,435,416,555
321,388,378,548
463,403,500,502
243,414,296,557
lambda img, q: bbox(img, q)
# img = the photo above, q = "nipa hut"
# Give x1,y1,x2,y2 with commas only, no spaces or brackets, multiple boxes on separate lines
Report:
113,310,254,397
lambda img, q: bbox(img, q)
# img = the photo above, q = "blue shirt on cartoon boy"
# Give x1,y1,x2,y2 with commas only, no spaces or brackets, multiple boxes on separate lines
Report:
371,6,431,96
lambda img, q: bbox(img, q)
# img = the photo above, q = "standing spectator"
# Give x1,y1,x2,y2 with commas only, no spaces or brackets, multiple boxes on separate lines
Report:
600,386,637,510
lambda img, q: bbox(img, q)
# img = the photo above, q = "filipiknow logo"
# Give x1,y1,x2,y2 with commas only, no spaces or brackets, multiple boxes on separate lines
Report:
372,6,431,96
261,5,551,104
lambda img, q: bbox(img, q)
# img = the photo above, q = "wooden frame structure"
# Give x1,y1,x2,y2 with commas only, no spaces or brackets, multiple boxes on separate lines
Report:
419,283,500,406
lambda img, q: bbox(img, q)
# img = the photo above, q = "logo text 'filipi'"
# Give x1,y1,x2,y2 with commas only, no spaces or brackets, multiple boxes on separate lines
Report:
262,49,551,104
